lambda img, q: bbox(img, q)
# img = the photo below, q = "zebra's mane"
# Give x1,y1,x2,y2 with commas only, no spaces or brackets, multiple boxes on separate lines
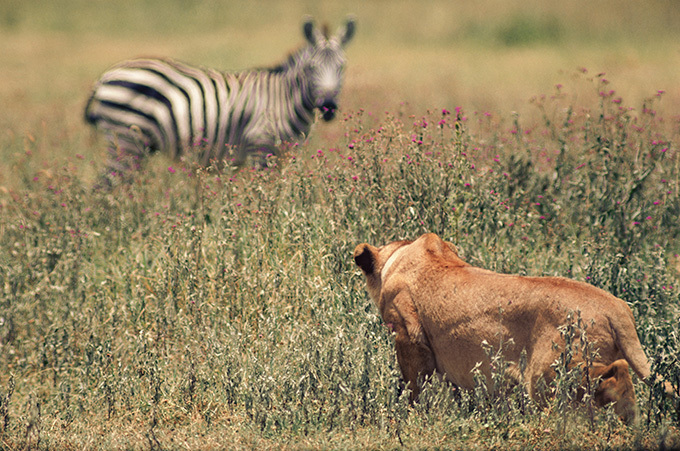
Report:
266,45,313,74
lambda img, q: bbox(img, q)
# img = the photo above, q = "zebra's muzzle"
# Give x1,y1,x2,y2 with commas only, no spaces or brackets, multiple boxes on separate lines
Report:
319,100,338,121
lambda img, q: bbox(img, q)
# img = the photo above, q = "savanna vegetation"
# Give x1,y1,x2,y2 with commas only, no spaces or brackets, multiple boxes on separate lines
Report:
1,1,679,449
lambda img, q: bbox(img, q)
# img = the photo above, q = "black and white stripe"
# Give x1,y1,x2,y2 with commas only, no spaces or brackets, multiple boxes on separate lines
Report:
84,17,355,183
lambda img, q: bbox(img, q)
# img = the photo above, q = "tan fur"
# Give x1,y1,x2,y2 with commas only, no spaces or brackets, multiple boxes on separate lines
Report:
354,233,665,423
590,360,636,423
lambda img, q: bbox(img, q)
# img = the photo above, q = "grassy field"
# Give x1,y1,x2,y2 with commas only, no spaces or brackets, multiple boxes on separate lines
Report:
1,0,680,449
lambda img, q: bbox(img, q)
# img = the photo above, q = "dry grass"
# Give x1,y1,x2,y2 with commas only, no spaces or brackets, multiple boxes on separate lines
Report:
1,1,680,449
3,0,680,186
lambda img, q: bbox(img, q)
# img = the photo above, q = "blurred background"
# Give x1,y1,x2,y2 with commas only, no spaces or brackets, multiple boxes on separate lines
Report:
2,0,680,165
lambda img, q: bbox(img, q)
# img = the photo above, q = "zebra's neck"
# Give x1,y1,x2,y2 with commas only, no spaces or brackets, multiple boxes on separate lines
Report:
269,45,313,74
278,48,317,135
229,46,318,145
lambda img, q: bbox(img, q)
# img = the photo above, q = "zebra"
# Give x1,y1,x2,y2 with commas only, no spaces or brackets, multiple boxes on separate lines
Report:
84,16,356,186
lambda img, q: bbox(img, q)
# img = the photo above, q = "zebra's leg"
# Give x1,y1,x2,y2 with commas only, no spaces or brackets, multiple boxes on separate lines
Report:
249,143,281,169
96,126,150,189
228,144,249,167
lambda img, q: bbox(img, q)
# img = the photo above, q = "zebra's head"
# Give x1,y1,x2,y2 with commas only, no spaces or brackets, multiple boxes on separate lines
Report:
303,17,356,121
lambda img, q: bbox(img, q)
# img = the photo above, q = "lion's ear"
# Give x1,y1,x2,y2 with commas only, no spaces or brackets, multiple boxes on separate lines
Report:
354,244,376,275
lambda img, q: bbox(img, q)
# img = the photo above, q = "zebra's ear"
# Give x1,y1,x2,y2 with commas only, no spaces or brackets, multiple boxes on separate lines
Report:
337,16,356,47
303,17,325,46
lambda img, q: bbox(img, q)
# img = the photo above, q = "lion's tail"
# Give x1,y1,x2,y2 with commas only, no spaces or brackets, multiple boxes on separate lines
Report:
612,310,676,398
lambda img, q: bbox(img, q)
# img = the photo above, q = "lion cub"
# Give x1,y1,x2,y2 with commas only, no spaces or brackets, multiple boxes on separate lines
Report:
354,233,667,423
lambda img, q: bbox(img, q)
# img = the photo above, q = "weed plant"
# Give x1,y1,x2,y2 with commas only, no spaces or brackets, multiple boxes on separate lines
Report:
1,74,679,449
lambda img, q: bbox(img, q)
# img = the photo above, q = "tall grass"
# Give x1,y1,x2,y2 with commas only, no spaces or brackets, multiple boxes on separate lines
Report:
1,72,679,449
2,1,680,447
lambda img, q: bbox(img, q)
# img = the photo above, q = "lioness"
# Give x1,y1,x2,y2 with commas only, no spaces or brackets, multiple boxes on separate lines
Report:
354,233,667,422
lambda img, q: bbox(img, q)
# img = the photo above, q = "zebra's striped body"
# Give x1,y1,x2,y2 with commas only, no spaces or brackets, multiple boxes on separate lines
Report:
84,17,355,184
